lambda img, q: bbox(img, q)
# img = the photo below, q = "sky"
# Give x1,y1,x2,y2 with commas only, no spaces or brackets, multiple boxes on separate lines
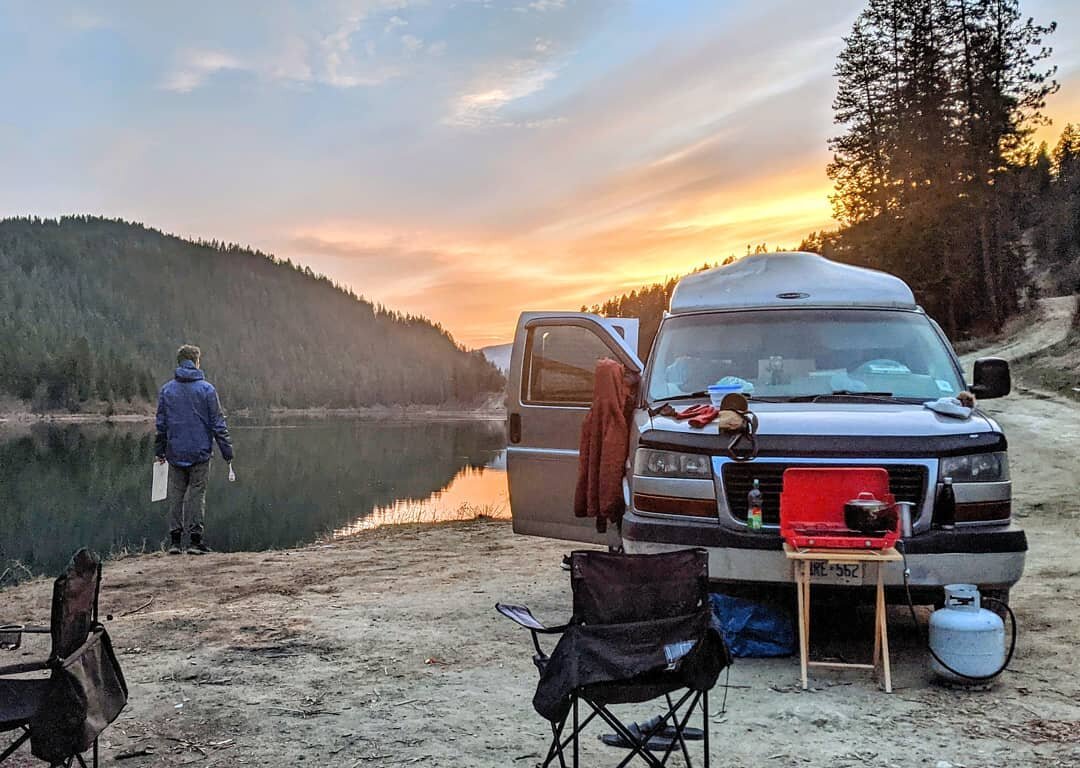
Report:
1,0,1078,348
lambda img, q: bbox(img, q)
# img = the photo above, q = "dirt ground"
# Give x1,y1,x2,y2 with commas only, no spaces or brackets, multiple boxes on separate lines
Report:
3,306,1080,768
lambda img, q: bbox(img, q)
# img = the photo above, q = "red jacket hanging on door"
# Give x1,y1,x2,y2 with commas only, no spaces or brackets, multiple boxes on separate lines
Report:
573,358,638,532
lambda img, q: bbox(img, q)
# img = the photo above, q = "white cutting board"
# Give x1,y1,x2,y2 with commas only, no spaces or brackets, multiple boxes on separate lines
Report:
151,461,168,502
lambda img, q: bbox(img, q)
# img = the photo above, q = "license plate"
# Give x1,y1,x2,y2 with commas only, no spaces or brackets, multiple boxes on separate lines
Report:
807,561,867,586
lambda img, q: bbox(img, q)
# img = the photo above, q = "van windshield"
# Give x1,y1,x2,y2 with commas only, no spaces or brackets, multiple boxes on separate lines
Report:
646,309,964,402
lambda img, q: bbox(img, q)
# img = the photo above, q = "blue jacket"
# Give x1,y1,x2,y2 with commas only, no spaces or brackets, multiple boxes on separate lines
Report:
155,361,234,467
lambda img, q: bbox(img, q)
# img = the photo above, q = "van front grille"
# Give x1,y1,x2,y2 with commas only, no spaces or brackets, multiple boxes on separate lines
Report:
721,463,927,526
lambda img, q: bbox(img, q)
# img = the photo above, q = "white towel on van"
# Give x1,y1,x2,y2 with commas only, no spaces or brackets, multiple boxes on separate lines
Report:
924,397,972,419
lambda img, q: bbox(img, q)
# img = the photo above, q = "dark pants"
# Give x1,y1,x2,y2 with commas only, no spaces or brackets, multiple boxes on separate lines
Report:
168,461,209,536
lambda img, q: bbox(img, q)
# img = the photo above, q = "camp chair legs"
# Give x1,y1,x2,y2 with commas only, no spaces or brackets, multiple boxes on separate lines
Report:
541,689,709,768
0,728,98,768
542,700,602,768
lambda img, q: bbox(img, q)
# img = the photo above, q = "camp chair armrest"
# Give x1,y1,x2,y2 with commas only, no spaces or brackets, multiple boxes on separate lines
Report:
0,660,49,676
2,624,51,654
1,625,49,633
495,603,568,633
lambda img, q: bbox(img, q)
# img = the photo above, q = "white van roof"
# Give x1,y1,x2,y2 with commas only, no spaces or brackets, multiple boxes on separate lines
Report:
668,252,917,314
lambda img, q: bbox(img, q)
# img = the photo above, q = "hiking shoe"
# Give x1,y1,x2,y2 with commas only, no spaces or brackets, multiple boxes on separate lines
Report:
187,535,211,555
168,533,183,555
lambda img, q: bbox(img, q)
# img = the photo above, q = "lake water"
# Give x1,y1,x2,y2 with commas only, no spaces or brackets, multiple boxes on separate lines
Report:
0,418,508,579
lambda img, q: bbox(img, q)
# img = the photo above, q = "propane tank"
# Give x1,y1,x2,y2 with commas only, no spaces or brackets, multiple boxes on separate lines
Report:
929,584,1006,685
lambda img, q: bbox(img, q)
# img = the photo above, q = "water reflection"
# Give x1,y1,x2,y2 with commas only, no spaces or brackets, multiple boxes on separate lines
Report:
0,419,507,579
332,461,509,536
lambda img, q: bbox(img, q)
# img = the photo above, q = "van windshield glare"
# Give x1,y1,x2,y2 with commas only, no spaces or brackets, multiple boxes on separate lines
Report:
646,309,964,402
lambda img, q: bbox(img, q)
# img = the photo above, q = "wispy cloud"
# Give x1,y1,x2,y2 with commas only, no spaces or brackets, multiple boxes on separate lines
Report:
161,5,420,93
161,50,245,93
521,0,567,12
316,5,416,88
445,61,560,127
320,10,371,88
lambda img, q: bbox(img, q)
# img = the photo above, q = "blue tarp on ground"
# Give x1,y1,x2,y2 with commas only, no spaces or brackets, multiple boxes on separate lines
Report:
709,593,795,658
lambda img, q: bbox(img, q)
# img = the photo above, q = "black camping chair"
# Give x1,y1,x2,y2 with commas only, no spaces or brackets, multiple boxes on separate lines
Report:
0,549,128,768
497,548,730,768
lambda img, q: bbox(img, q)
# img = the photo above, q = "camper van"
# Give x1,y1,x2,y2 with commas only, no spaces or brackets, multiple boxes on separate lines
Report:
506,252,1025,603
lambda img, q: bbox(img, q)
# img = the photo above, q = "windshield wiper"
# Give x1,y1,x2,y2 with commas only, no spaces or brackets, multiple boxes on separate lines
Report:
652,390,899,406
787,390,895,403
650,391,709,405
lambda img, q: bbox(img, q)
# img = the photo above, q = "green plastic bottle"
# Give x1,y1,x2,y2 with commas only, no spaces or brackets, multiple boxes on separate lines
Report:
747,479,764,531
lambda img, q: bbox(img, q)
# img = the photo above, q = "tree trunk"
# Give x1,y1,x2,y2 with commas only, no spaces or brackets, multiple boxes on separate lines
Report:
979,209,1002,331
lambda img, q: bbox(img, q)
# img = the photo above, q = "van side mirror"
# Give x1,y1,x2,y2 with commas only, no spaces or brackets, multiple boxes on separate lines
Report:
971,358,1010,399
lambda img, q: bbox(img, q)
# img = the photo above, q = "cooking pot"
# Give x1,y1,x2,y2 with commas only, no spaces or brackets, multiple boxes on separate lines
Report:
844,492,898,533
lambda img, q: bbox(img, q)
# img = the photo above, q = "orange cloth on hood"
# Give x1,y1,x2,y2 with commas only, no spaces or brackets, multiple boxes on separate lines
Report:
673,404,720,428
574,359,638,532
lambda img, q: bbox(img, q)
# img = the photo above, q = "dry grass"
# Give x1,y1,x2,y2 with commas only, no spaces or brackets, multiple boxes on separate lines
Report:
326,501,508,539
0,560,34,588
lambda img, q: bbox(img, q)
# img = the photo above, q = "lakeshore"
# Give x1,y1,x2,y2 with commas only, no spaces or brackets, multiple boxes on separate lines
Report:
0,401,506,427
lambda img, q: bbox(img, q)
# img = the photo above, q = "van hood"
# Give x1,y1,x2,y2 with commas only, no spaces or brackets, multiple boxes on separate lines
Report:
647,401,999,438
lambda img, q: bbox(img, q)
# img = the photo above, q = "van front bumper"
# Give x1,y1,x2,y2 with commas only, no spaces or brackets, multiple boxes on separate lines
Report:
621,512,1027,590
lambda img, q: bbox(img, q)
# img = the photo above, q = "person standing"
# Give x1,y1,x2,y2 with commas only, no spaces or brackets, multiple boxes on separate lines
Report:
155,344,234,555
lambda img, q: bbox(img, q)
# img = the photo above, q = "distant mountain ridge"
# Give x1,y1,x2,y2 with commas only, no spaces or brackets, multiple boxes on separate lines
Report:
0,216,504,411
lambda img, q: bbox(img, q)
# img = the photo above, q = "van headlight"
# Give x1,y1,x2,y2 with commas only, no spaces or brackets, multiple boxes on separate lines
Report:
634,448,713,479
939,452,1009,483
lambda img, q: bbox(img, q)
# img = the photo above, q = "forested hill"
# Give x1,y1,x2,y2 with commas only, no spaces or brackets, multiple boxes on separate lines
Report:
0,216,504,411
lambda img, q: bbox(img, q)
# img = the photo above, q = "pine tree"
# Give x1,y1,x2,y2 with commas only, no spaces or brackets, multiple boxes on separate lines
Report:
826,0,1056,336
951,0,1057,325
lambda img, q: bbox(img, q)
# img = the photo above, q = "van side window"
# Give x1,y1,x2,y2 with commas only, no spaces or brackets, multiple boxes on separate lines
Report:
523,325,612,406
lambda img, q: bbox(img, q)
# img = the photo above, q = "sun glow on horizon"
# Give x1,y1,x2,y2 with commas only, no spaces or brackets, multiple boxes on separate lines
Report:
293,163,839,347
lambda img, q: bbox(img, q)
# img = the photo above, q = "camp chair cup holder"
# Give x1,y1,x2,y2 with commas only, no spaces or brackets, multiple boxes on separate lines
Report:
0,627,24,653
0,625,49,658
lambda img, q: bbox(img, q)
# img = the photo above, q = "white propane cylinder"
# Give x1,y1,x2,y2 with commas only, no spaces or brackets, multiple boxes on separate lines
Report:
929,584,1006,684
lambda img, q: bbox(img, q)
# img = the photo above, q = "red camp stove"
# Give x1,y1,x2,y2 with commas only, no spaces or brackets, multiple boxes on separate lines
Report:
779,467,900,550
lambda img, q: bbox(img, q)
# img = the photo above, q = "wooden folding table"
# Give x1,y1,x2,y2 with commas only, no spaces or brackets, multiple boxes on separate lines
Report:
784,543,902,693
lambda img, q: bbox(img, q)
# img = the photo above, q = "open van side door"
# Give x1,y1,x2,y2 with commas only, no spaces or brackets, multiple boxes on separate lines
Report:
506,312,642,544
